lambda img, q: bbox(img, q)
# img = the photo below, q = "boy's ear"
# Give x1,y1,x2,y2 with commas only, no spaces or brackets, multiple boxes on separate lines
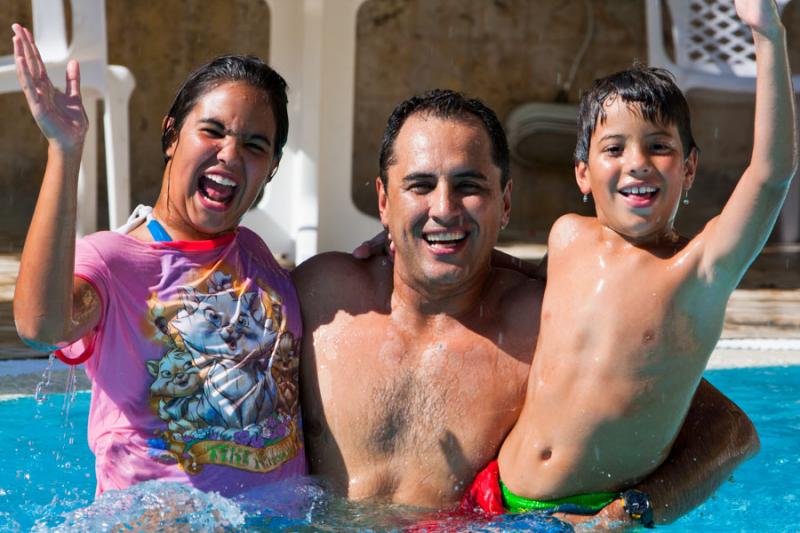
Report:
575,161,592,195
683,147,699,191
377,176,389,226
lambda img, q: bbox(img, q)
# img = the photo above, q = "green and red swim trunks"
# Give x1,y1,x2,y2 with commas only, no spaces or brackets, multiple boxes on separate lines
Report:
460,460,616,515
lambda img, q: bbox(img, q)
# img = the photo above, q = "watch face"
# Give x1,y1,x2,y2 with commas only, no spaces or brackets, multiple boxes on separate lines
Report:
623,490,654,527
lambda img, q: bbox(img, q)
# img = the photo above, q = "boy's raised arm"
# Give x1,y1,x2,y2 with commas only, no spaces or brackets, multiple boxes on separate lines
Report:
699,0,798,285
11,24,101,349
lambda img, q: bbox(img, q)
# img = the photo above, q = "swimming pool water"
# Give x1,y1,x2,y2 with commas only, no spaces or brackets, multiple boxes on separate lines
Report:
1,366,798,531
666,366,800,533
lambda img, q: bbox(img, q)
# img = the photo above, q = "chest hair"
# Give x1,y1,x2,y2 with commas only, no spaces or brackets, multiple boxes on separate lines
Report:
366,370,450,457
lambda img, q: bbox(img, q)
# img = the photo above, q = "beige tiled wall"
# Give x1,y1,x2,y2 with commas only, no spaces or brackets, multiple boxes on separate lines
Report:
1,0,798,249
352,0,800,243
0,0,271,249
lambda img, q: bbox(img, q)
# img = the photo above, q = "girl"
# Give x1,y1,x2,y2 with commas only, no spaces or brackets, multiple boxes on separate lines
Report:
12,24,305,497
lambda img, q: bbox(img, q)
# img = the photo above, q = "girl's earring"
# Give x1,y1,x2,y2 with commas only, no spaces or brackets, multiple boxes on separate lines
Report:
682,190,690,206
582,193,589,203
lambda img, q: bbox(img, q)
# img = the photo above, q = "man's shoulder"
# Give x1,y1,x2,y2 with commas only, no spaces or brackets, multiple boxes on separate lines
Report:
292,252,390,310
489,266,544,311
293,251,386,283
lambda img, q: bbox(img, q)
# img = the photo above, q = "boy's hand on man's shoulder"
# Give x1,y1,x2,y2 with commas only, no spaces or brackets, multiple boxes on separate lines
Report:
352,229,394,260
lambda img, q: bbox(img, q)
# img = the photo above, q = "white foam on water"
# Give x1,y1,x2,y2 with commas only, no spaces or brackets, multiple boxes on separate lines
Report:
716,337,800,351
32,481,247,532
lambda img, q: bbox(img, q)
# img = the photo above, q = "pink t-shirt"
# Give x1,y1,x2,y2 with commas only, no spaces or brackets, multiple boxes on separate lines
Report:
59,227,305,497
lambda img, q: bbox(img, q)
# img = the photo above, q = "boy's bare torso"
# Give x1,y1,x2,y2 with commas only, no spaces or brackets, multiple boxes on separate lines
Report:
499,215,728,499
297,253,542,507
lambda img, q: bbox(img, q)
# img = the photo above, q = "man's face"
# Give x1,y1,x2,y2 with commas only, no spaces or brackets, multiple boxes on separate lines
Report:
378,113,511,290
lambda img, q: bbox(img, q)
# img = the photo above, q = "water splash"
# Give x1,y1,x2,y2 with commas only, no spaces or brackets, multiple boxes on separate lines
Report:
55,365,80,465
33,481,247,532
34,353,57,404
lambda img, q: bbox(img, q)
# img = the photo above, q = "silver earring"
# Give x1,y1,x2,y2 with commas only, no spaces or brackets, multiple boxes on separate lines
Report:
582,193,589,203
682,190,690,206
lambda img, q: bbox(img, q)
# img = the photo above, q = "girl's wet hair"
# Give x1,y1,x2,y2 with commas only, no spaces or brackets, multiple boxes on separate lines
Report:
574,66,698,163
161,54,289,163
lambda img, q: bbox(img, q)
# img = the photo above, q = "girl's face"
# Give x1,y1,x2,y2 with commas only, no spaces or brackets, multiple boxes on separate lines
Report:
160,81,279,239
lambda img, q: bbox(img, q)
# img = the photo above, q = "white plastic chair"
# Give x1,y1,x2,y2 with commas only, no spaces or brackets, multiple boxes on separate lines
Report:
646,0,800,243
0,0,136,235
646,0,800,93
505,102,578,167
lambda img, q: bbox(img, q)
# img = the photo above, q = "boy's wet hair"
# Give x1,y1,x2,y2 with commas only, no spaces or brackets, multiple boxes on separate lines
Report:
379,89,510,188
574,66,698,163
161,54,289,164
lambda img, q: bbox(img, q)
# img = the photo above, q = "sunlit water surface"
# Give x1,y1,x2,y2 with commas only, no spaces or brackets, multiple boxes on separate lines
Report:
0,366,797,532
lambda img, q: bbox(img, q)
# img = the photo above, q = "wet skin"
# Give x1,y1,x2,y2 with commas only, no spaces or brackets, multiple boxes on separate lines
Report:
497,103,716,500
376,114,511,293
498,0,797,499
132,81,279,242
575,99,696,242
295,114,542,506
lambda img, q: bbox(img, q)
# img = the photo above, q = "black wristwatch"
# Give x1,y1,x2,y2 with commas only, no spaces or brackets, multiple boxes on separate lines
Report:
621,489,655,528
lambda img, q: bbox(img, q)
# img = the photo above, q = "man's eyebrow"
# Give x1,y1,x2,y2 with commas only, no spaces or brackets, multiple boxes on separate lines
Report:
402,170,489,182
198,118,272,146
452,170,488,180
402,172,436,182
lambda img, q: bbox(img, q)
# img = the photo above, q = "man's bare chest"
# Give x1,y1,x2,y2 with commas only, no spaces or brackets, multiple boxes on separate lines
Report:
315,319,529,458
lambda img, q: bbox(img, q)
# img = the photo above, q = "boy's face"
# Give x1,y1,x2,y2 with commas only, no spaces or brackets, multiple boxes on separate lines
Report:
575,98,697,241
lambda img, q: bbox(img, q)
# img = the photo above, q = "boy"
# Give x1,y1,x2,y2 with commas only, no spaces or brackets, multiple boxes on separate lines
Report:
467,0,796,526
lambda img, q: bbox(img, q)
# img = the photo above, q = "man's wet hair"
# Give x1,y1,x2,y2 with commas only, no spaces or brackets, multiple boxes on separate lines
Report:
379,89,510,188
574,66,698,163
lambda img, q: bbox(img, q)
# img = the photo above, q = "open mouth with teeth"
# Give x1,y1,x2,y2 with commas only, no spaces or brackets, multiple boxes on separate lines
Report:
618,185,659,199
198,174,238,207
424,230,468,252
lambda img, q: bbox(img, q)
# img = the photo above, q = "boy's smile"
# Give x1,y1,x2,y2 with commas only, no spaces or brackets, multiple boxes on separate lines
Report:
576,98,697,243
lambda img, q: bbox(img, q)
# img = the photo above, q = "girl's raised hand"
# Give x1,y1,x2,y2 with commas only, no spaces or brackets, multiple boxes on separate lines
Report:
12,23,88,152
735,0,783,39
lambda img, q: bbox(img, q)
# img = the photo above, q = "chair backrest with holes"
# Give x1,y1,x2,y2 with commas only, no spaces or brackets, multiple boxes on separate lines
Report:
668,0,757,77
646,0,794,92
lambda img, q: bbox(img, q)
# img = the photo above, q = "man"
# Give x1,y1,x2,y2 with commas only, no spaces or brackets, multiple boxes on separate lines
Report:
293,90,758,526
